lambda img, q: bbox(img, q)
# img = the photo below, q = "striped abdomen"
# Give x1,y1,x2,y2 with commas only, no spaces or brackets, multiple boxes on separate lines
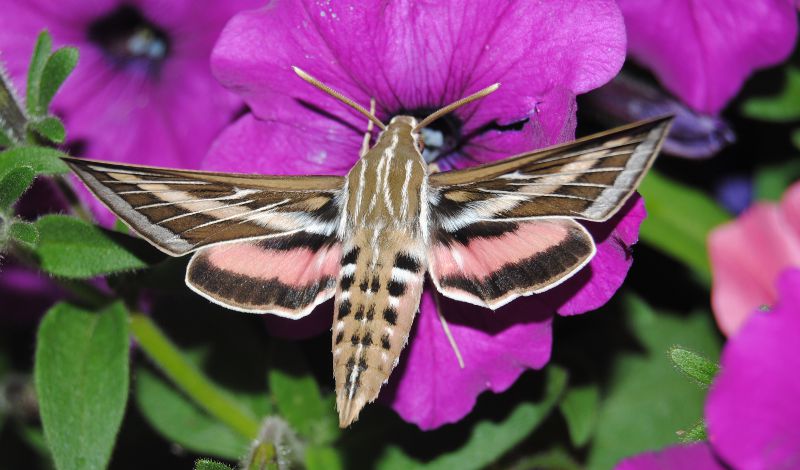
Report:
332,229,425,427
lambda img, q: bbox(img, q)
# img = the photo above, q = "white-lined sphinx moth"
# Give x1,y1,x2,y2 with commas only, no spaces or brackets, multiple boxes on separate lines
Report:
65,68,672,427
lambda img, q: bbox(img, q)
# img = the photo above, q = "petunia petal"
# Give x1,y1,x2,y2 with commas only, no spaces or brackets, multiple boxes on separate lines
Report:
705,268,800,469
385,289,553,430
211,0,625,147
614,442,726,470
0,263,66,324
709,183,800,336
203,111,362,176
619,0,798,114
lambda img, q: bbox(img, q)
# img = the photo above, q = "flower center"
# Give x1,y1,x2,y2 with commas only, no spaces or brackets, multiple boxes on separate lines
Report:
87,5,170,70
397,108,462,164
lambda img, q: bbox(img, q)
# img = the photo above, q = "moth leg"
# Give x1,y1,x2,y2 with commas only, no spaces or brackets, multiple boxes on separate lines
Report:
360,98,376,157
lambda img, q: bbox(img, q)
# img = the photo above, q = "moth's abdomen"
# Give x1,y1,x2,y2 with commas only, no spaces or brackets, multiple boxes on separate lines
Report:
332,230,425,427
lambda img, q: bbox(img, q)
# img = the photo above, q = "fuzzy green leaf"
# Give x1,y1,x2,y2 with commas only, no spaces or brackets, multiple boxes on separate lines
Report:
792,129,800,151
586,296,721,470
37,47,78,115
669,347,720,388
638,171,730,282
29,116,66,143
377,366,568,470
136,368,250,460
741,67,800,122
558,384,599,447
26,31,52,116
34,214,148,278
9,220,39,249
194,460,235,470
268,340,339,445
0,165,35,210
0,146,69,178
34,302,129,470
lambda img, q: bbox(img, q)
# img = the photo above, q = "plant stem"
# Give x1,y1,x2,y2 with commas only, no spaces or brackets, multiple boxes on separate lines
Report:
0,62,27,144
129,313,261,439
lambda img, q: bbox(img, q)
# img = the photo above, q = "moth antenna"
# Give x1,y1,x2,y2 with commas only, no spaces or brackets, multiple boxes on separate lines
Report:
433,292,465,368
292,66,387,131
414,83,500,133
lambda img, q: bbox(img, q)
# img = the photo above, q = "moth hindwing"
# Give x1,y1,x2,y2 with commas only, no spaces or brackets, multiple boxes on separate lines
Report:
66,70,671,427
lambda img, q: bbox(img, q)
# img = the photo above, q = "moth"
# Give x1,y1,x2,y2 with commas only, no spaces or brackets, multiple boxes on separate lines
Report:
65,67,672,427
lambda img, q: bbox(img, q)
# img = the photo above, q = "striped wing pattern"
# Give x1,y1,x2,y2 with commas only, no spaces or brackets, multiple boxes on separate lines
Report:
427,117,671,228
65,157,344,256
426,117,671,308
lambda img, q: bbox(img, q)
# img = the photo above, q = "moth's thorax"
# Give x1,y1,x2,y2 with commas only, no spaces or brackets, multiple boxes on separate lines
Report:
344,115,428,235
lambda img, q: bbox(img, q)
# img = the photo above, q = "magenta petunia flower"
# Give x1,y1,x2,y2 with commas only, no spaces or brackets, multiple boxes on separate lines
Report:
618,0,798,114
705,268,800,468
0,0,261,223
206,0,640,429
709,181,800,336
616,269,800,469
615,442,726,470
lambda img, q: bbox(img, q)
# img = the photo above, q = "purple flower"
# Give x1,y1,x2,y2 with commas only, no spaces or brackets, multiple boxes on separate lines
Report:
0,262,66,323
207,0,639,429
0,0,260,223
706,268,800,468
618,0,798,114
616,442,726,470
616,269,800,469
583,74,736,159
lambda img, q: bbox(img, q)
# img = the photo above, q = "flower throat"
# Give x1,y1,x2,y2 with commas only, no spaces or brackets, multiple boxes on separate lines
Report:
87,5,170,71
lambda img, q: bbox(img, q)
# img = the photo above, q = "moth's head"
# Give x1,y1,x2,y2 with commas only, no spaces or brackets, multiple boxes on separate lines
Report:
388,115,418,134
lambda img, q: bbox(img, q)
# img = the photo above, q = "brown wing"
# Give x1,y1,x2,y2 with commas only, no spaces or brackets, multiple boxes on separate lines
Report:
65,157,344,256
428,117,672,228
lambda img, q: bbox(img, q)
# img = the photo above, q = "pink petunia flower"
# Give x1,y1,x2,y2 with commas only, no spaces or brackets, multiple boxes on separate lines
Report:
617,0,798,115
709,181,800,336
616,269,800,470
206,0,642,429
0,0,261,224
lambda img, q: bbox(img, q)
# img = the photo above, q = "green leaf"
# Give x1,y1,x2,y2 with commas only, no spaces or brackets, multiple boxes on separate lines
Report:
558,384,599,447
586,296,721,470
741,67,800,122
638,171,730,282
29,116,66,143
37,47,78,115
34,214,148,278
669,347,719,388
377,366,568,470
0,146,69,178
0,165,35,210
677,421,708,443
136,368,250,460
194,460,235,470
9,220,39,249
27,31,52,116
268,340,339,445
792,128,800,151
306,446,344,470
34,302,129,470
754,158,800,201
